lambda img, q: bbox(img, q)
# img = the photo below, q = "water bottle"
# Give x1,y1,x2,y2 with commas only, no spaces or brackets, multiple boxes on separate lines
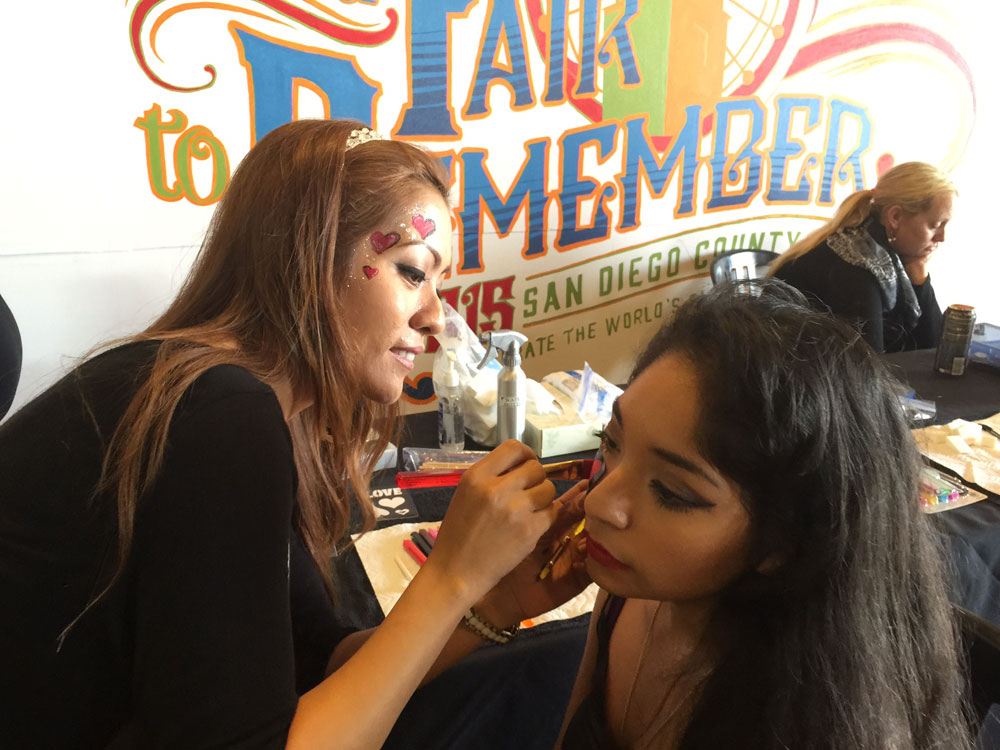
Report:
435,350,466,451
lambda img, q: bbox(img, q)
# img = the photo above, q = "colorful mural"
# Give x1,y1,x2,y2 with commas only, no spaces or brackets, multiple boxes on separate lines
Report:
88,1,983,401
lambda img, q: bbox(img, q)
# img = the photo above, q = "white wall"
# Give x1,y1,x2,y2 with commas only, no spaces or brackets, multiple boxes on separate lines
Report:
0,247,199,412
2,1,997,421
931,11,999,323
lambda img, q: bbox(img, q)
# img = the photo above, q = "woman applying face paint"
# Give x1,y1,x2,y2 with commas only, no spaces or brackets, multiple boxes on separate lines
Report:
0,119,586,749
557,282,971,750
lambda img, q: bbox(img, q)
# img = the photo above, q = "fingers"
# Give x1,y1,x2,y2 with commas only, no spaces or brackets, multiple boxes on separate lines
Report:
497,455,548,493
520,475,557,510
469,439,538,478
466,441,554,508
542,480,587,541
555,480,589,512
431,443,560,600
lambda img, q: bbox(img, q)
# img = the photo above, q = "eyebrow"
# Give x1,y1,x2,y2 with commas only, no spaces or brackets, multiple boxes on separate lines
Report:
612,399,723,489
396,239,443,269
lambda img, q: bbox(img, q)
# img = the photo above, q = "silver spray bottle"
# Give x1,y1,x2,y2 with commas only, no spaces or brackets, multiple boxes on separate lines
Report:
477,330,528,443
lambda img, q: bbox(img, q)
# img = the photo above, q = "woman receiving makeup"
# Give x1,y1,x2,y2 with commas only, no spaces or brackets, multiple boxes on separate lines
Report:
0,119,588,749
557,282,971,750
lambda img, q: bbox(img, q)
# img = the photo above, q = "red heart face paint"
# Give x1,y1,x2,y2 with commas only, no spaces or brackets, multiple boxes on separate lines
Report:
411,214,436,239
370,231,400,254
339,189,452,405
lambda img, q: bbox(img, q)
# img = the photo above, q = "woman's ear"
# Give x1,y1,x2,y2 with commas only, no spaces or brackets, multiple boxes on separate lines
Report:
883,204,903,233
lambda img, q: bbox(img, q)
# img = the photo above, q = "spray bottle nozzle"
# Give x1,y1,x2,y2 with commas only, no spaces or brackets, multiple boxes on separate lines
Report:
477,330,528,370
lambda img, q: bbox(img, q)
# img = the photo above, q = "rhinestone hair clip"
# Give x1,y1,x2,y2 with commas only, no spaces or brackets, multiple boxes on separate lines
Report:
345,126,385,151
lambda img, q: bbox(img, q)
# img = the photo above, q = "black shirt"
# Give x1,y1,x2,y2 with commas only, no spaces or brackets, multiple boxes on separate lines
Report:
772,222,943,353
0,341,349,749
561,595,625,750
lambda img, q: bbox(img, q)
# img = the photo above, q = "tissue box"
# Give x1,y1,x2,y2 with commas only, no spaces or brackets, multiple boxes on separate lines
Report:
523,383,604,458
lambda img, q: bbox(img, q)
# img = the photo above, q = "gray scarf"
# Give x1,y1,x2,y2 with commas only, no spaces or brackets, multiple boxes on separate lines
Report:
826,218,921,329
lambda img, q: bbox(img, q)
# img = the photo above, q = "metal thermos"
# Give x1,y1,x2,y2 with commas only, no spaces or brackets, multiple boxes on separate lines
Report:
477,330,528,443
495,341,526,443
934,304,976,376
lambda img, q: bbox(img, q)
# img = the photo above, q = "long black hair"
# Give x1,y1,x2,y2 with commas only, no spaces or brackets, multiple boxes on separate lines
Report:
630,281,971,749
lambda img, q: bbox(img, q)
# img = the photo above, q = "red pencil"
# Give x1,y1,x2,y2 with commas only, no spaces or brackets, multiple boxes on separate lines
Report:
402,538,427,566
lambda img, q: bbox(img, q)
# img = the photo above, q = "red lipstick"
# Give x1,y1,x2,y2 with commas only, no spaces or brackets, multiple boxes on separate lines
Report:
586,536,629,570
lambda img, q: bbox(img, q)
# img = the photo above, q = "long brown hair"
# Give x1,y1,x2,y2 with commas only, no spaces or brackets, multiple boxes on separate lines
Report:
65,120,450,637
631,282,971,749
768,161,956,274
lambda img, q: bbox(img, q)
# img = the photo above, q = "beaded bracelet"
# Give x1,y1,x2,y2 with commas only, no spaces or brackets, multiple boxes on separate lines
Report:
459,606,520,644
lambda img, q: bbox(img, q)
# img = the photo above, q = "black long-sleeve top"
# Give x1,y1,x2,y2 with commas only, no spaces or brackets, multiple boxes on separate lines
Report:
0,340,350,749
772,221,943,353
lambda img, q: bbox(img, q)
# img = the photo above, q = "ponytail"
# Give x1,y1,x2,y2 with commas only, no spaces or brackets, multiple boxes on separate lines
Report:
768,189,873,275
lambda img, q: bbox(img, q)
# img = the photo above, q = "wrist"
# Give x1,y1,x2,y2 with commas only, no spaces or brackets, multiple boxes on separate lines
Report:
415,557,478,611
474,588,523,631
459,606,520,645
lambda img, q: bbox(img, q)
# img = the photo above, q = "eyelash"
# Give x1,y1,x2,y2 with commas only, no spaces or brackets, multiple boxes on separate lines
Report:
396,264,427,285
594,428,618,454
593,429,711,513
650,480,711,512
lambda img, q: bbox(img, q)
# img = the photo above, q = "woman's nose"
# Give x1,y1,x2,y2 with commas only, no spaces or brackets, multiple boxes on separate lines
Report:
414,287,445,336
584,466,630,530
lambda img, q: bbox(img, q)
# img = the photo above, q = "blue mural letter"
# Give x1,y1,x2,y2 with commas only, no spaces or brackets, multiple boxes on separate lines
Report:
395,0,476,137
459,140,550,272
574,0,600,96
767,96,821,203
707,99,765,210
465,0,535,117
558,123,618,248
543,0,568,103
618,108,701,226
597,0,640,86
233,27,378,143
820,99,872,204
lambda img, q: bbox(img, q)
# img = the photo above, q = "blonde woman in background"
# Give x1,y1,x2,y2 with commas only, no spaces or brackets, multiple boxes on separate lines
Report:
769,161,955,352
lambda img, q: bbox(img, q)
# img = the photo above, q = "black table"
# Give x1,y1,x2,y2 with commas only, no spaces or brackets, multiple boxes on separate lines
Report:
883,349,1000,627
883,348,1000,425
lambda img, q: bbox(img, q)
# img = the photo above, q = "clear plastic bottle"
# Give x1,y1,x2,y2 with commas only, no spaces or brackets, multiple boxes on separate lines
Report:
435,350,466,451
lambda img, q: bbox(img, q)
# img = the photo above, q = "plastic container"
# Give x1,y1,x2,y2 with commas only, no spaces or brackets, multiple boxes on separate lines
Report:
434,350,466,451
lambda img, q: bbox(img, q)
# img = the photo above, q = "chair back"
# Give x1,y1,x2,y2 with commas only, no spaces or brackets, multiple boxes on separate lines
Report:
709,250,780,286
0,291,21,419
